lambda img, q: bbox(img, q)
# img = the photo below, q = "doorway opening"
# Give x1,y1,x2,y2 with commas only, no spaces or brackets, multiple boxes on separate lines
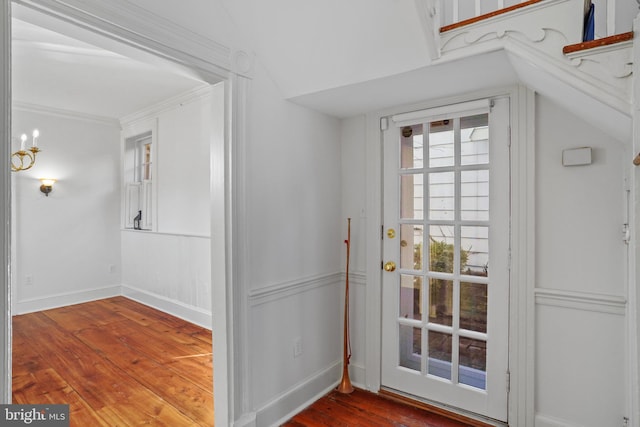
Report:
4,2,230,425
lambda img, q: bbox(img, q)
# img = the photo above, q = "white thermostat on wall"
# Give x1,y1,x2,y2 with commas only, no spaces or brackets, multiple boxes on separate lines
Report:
562,147,592,166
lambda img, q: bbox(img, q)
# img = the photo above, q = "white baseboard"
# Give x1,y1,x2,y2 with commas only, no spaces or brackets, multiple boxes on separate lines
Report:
14,285,121,314
121,285,212,329
13,285,212,331
233,413,257,427
257,361,342,427
535,413,582,427
349,363,366,390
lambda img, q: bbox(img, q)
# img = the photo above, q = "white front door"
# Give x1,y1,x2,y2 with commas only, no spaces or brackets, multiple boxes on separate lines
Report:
380,97,510,422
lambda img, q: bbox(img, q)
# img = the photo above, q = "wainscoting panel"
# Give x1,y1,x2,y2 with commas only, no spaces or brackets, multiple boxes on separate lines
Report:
248,272,344,426
535,288,627,427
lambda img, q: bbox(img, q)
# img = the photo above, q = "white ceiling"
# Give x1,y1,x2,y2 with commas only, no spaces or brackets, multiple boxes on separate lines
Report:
218,0,433,100
9,0,629,140
11,18,208,120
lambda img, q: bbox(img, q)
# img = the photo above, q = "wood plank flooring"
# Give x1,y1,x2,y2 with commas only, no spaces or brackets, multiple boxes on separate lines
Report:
12,296,213,427
282,389,490,427
14,297,490,426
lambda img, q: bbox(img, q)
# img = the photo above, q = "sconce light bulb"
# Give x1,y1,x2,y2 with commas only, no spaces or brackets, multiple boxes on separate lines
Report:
20,134,27,142
32,129,39,138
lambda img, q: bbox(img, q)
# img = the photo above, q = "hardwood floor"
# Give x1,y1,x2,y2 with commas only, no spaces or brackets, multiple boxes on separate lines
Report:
12,296,213,426
13,297,490,427
282,389,491,427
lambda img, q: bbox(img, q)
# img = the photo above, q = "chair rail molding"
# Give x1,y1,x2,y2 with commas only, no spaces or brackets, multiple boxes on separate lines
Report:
248,272,343,307
535,288,627,316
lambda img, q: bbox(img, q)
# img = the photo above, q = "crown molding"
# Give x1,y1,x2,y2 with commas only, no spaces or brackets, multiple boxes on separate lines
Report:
119,84,213,127
12,100,120,126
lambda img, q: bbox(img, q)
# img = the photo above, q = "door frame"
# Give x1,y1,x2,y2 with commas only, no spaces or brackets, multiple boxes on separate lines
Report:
0,3,250,426
363,85,536,425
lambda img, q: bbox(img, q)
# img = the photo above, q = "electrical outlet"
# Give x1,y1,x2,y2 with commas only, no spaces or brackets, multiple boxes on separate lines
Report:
293,337,302,358
24,274,33,286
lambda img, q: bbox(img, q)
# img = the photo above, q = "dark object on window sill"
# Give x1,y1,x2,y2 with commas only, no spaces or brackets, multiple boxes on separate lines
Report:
133,210,142,230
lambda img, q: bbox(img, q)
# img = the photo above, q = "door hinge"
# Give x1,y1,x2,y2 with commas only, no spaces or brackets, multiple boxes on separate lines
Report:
623,223,630,244
381,225,384,240
506,370,511,393
507,126,511,147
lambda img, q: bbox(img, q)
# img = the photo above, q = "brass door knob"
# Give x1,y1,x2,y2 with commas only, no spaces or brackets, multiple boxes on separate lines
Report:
383,261,396,272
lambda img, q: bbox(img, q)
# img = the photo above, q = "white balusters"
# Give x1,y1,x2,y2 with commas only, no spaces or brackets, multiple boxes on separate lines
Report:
606,0,616,36
453,0,459,23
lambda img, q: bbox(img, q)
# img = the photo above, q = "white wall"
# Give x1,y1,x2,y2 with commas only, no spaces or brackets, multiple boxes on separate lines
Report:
156,92,212,236
245,60,344,426
534,95,627,427
340,115,368,387
12,108,121,313
120,86,218,326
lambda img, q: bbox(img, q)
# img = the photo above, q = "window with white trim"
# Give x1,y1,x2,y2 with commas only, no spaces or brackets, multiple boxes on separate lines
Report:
124,131,153,230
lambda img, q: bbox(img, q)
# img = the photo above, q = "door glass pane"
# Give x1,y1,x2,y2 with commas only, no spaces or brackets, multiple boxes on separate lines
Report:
459,337,487,390
461,114,489,166
460,282,487,333
401,174,423,220
401,125,423,169
400,224,423,270
428,331,452,380
400,275,422,321
429,119,454,167
429,172,455,220
429,225,455,274
399,325,421,371
428,278,452,326
461,169,489,221
461,226,489,276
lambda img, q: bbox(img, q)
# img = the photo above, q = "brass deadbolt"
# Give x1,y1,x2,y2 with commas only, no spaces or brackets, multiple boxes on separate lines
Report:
383,261,396,272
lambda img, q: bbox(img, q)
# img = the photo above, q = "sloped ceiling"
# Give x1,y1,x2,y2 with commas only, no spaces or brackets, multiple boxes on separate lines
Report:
11,18,207,120
219,0,433,99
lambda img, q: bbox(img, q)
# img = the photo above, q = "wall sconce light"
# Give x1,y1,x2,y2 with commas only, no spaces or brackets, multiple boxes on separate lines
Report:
40,178,56,197
11,129,41,172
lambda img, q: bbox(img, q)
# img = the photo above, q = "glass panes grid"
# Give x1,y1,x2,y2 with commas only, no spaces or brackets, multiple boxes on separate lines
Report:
397,114,490,390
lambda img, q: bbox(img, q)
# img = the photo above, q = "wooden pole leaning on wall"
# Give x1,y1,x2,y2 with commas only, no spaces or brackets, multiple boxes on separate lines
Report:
337,218,354,394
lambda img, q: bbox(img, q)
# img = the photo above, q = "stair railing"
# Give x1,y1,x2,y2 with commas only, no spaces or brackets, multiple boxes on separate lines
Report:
434,0,629,37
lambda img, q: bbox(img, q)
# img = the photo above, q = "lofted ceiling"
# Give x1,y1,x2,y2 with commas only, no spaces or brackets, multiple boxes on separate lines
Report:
11,17,207,120
10,1,520,121
8,0,632,141
219,0,434,100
